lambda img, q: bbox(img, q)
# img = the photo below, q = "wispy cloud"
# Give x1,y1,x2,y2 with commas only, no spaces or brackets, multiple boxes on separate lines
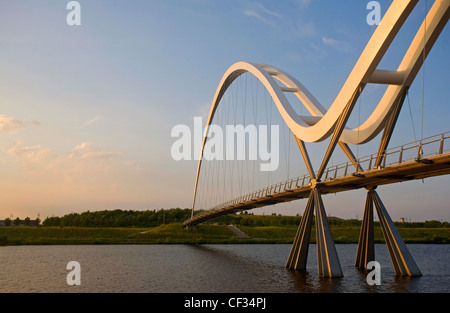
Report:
322,36,340,47
252,2,282,18
242,2,282,27
241,1,317,40
0,115,39,134
80,115,101,128
7,140,50,162
68,142,121,161
322,36,352,53
5,140,124,172
0,115,23,133
243,9,276,27
123,159,141,170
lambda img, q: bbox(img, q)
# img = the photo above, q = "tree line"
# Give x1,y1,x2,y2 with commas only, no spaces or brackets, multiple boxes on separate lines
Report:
4,208,448,228
3,217,40,226
211,212,450,228
42,208,194,227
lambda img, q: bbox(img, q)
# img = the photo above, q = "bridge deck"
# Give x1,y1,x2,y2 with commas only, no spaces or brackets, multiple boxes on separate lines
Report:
184,133,450,227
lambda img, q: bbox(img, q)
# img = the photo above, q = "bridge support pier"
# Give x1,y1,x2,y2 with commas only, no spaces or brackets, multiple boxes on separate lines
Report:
355,190,375,269
286,191,314,272
184,225,197,231
355,188,422,276
286,189,343,278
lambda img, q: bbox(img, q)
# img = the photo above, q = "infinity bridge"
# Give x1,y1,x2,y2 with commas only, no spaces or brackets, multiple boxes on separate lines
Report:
184,132,450,226
184,0,450,277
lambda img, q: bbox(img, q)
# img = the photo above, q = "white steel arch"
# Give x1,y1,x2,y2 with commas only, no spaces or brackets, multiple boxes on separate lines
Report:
192,0,449,214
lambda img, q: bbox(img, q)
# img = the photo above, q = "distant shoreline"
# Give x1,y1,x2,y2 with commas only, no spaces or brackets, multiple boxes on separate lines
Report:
0,223,449,246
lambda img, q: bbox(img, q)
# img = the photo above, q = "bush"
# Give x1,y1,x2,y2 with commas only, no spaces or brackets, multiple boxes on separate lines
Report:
0,236,8,245
424,220,444,228
431,235,448,244
42,208,195,228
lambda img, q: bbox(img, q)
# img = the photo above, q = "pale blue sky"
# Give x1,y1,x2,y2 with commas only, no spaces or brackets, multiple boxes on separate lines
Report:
0,1,448,221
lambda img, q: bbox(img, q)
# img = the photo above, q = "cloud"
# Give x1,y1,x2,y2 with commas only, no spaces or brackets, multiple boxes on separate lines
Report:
7,140,49,161
322,36,340,47
68,142,121,160
242,2,282,27
6,141,122,171
0,115,24,134
322,36,352,53
123,160,141,170
80,115,102,128
243,9,276,27
0,115,40,134
252,2,282,18
241,1,317,40
41,142,124,183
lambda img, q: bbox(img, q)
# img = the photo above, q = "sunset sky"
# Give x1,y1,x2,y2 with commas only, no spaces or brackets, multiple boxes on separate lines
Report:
0,0,449,222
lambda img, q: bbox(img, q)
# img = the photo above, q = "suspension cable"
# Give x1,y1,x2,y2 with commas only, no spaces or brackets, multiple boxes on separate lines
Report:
406,90,417,141
357,85,362,161
421,0,427,141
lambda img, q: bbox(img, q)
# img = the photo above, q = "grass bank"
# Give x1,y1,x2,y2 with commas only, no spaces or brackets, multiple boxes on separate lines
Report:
0,224,449,246
0,224,242,245
240,226,450,244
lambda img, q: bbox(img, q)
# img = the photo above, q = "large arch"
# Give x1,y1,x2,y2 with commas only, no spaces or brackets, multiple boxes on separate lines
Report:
192,0,449,214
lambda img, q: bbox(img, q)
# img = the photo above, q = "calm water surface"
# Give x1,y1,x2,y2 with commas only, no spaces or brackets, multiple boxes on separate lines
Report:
0,244,448,293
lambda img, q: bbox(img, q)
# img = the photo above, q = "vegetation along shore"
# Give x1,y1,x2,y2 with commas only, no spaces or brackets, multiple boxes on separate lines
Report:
0,209,448,246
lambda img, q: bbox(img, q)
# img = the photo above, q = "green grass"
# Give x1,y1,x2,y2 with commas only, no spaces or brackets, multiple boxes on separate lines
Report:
0,224,448,245
130,224,239,243
240,226,297,243
233,225,450,244
395,227,450,243
0,226,145,245
0,224,240,245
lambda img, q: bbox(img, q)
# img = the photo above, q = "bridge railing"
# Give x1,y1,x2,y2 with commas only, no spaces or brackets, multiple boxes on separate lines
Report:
357,131,450,171
196,131,450,215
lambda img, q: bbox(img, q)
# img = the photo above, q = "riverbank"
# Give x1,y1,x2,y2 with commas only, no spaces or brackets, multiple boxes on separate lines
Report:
0,223,449,245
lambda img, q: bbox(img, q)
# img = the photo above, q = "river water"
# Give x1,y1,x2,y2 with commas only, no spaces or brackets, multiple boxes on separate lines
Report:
0,244,448,293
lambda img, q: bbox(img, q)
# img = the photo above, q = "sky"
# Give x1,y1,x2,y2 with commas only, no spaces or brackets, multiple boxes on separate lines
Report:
0,0,449,222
